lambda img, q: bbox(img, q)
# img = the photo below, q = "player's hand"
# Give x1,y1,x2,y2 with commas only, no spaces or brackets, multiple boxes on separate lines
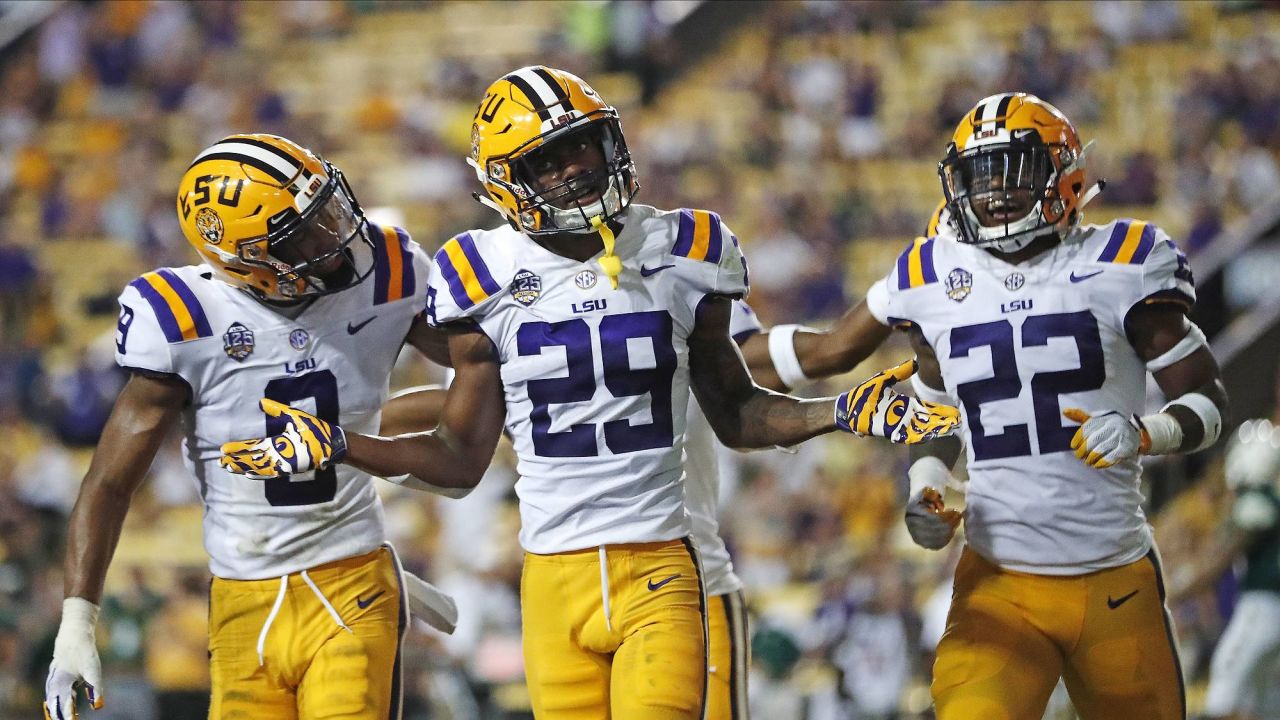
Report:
907,487,963,550
1063,408,1150,469
836,359,961,444
44,598,104,720
220,399,347,479
904,455,963,550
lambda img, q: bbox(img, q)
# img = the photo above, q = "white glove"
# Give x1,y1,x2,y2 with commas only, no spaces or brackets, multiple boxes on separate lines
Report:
44,598,104,720
1063,408,1148,469
403,571,459,635
905,456,963,550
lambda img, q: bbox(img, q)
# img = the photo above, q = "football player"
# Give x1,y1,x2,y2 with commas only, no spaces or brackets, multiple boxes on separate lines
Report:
376,298,769,720
733,93,1227,719
221,67,960,720
44,134,457,720
1169,417,1280,720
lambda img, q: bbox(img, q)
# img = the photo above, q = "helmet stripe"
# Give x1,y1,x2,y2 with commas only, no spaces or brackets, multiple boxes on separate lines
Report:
506,67,566,121
226,136,306,172
191,141,301,184
531,67,569,102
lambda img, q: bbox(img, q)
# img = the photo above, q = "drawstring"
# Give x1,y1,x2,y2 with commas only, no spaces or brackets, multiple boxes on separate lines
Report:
255,571,353,667
301,569,353,635
257,576,289,666
591,216,622,289
598,546,613,633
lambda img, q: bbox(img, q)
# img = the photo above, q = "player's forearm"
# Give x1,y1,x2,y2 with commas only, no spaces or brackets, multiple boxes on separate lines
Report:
344,428,488,489
63,480,136,603
713,390,837,449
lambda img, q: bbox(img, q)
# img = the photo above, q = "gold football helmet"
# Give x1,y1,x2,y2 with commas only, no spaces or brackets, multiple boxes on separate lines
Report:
938,93,1103,253
176,134,374,302
468,66,638,237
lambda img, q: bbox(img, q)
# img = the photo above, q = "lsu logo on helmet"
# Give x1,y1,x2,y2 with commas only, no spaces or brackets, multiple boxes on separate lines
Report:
938,93,1104,254
176,134,374,302
467,66,639,237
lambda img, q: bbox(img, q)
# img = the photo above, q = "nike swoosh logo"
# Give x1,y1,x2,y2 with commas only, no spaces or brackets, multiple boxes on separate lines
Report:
1069,270,1104,283
647,574,681,591
357,590,385,609
347,316,376,334
640,264,676,277
1107,589,1139,609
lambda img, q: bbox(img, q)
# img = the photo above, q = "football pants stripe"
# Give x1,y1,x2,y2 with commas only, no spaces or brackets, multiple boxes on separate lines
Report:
681,537,710,720
1145,547,1187,719
723,590,749,720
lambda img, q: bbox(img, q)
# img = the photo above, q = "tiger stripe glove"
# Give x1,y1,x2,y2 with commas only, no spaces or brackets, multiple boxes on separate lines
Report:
220,399,347,479
835,359,961,444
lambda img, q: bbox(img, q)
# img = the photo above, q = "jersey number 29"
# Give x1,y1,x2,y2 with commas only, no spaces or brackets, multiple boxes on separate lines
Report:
519,311,677,458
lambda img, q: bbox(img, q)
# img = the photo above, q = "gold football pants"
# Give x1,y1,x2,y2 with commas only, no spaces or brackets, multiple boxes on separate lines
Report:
933,547,1184,720
521,538,707,719
208,546,407,720
705,590,749,720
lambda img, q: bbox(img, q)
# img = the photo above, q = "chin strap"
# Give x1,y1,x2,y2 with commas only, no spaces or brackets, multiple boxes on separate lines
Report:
591,215,622,289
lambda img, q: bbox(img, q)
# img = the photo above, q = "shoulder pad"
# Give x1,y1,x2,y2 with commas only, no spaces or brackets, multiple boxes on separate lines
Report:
671,209,728,264
893,237,940,290
371,224,419,305
433,231,504,312
126,268,215,344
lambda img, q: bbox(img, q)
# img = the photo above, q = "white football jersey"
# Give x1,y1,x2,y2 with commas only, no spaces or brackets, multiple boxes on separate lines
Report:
866,219,1196,574
683,300,763,596
427,204,750,554
114,224,430,580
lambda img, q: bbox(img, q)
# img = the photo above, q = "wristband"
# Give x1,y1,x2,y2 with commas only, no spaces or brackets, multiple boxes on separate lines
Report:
768,324,813,390
1162,392,1222,452
331,425,348,463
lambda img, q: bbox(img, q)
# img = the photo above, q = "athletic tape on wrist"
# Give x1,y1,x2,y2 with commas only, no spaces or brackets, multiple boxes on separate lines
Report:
908,455,953,496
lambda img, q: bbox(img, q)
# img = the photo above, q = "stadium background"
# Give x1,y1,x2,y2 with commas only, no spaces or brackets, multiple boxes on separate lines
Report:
0,0,1278,717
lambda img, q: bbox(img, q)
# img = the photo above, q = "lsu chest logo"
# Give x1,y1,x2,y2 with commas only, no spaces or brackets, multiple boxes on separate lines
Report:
511,269,541,307
945,268,973,302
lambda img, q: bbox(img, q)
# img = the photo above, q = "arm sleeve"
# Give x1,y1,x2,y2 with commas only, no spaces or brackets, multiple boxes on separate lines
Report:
114,283,177,376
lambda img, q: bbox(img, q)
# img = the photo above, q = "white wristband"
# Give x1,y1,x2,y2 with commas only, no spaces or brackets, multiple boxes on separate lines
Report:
768,324,813,390
1138,412,1182,455
1162,392,1223,452
908,455,953,496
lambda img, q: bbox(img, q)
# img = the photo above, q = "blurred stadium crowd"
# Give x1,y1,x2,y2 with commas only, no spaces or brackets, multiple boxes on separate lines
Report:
0,1,1278,718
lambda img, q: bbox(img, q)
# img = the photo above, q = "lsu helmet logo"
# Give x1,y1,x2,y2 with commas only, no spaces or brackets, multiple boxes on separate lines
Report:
945,268,973,302
195,207,224,244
